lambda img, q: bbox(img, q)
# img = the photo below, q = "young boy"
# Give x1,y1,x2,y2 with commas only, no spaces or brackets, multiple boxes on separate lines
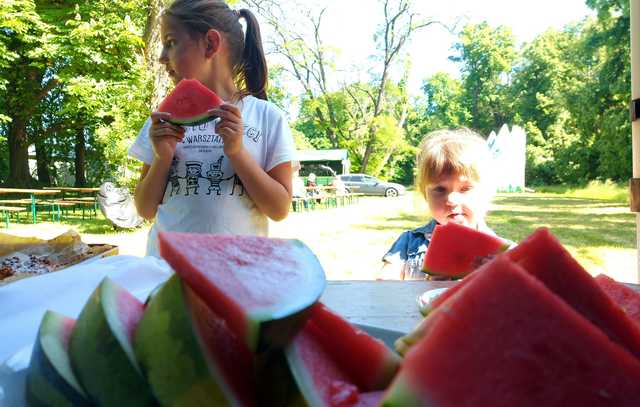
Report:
381,128,509,280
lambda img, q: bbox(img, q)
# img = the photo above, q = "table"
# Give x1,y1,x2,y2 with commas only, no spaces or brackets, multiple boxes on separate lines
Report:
44,187,100,219
43,187,99,194
323,280,453,333
0,188,61,224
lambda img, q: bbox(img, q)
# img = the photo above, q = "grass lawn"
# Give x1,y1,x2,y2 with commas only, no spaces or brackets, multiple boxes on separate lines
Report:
2,186,638,282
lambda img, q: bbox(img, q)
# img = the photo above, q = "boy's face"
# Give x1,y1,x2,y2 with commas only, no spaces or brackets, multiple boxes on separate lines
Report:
426,173,489,229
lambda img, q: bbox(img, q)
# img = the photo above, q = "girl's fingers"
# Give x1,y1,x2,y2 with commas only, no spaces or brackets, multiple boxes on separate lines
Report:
151,111,172,124
209,104,241,123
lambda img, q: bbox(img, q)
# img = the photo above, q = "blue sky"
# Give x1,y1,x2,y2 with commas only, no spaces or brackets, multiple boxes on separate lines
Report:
261,0,595,98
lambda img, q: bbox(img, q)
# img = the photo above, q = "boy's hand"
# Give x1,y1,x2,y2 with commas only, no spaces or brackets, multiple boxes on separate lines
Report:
149,112,185,163
209,103,244,157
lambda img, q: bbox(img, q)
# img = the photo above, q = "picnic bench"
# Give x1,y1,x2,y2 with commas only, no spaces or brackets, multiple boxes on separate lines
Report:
0,188,61,224
44,187,100,219
292,186,363,212
0,206,27,228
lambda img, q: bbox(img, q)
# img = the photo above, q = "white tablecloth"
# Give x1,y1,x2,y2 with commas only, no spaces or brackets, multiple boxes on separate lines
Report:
0,255,172,406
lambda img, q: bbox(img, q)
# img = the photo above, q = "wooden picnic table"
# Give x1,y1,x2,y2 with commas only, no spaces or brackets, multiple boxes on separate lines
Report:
0,188,61,224
43,187,99,194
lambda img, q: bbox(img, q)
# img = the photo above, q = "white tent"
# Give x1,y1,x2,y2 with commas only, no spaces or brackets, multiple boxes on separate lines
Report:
487,124,527,192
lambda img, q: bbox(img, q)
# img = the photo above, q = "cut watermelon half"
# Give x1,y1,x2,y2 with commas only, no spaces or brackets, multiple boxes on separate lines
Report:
422,222,510,278
25,311,92,406
595,274,640,326
283,303,400,406
158,232,326,352
158,79,223,125
383,256,640,406
507,228,640,360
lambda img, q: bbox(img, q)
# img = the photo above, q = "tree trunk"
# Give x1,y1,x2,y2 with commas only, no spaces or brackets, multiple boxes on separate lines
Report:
35,138,52,185
74,127,87,187
143,0,171,109
7,117,34,187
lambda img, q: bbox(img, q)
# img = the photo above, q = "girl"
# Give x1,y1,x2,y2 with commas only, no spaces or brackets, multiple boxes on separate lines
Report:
129,0,294,257
380,128,512,280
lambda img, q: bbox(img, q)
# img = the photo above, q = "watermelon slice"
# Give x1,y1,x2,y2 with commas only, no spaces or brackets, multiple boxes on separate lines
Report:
69,277,156,406
283,304,400,406
25,311,93,407
595,274,640,326
134,274,256,406
158,79,223,125
382,256,640,406
422,222,510,278
158,232,326,352
506,228,640,359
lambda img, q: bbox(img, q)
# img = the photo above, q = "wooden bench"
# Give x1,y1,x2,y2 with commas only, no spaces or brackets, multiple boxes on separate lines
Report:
59,199,98,219
0,206,28,228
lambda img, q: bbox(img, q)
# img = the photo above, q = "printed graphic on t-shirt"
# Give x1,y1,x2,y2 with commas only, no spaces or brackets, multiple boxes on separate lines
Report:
163,119,258,201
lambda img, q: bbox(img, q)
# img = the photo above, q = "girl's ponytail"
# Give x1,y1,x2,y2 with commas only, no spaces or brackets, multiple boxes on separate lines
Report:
238,9,268,100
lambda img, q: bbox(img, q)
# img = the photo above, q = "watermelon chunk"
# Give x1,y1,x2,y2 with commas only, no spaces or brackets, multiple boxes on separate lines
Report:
507,228,640,359
283,304,400,406
69,277,156,406
158,232,326,352
158,79,223,125
25,311,93,407
382,256,640,406
422,222,509,278
134,274,256,406
595,274,640,326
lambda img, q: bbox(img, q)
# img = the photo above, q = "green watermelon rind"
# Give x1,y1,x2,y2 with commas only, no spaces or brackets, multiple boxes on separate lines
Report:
69,278,156,406
25,311,93,407
133,274,233,406
166,113,217,126
380,376,428,407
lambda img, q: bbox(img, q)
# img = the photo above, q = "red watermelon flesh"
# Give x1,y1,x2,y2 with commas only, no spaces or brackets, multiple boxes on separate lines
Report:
158,79,223,125
186,281,256,406
285,318,389,407
306,303,401,390
422,221,509,278
281,303,399,406
595,274,640,326
159,232,326,351
383,256,640,407
507,228,640,359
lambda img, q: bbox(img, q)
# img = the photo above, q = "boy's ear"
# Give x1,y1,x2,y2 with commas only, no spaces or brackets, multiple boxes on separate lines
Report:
203,29,222,58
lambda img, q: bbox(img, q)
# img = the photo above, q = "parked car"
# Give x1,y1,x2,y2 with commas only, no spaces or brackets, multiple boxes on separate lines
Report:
337,174,406,197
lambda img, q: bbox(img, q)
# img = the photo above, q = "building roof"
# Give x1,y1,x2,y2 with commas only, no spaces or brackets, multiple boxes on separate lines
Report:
296,149,348,162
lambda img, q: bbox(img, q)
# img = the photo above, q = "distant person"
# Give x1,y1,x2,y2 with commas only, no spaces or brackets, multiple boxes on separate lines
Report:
379,128,512,280
306,172,319,195
129,0,294,257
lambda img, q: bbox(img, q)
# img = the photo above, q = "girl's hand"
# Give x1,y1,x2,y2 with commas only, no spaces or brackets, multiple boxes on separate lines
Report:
149,112,185,163
210,103,244,157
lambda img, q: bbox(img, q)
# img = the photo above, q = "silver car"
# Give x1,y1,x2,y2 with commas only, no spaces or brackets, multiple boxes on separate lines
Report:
337,174,406,197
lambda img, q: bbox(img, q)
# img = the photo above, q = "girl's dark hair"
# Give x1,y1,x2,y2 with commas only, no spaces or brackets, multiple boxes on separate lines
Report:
164,0,268,100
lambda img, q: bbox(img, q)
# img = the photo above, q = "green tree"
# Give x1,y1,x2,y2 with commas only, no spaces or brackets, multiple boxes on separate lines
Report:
450,22,517,135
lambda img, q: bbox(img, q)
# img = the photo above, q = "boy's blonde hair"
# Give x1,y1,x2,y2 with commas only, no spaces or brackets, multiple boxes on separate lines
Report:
416,128,494,199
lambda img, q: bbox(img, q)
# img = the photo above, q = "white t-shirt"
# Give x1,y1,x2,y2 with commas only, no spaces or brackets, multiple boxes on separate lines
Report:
128,95,295,257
